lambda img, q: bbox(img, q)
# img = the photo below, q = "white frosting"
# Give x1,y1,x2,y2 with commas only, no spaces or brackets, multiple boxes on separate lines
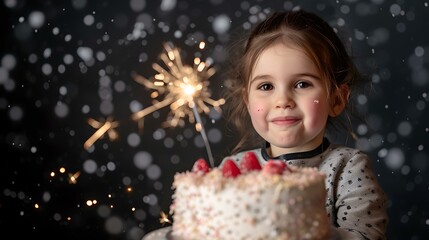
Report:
170,166,331,240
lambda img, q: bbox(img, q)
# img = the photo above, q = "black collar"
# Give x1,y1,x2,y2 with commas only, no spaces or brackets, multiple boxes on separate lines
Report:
261,137,330,161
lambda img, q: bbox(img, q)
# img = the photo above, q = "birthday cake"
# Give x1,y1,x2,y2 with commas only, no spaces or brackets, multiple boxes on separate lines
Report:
168,152,331,240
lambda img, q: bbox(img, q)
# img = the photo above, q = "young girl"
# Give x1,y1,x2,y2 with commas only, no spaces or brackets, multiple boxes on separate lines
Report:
222,10,388,240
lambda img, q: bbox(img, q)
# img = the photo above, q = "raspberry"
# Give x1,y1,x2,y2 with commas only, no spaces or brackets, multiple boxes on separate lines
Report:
240,152,262,173
262,160,287,175
192,158,210,174
222,159,241,178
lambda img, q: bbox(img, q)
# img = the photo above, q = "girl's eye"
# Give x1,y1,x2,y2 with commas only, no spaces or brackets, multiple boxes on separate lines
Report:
296,81,311,88
257,83,273,91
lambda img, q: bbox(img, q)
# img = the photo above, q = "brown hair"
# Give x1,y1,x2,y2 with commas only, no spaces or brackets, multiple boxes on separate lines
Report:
224,9,362,154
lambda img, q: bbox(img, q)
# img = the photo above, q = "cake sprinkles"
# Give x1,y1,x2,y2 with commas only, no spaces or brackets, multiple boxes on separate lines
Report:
168,153,331,240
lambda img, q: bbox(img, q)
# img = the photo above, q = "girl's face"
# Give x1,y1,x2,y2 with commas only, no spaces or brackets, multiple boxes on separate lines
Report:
247,43,333,157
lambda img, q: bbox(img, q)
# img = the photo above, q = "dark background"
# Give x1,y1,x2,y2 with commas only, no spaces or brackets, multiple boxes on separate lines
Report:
1,0,428,239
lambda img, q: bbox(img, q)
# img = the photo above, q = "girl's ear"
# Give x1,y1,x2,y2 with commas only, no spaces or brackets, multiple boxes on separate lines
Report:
329,84,350,117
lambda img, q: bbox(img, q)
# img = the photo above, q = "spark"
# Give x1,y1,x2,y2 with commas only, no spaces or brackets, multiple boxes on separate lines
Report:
131,42,225,167
159,211,172,225
131,42,225,128
84,117,119,150
68,171,81,184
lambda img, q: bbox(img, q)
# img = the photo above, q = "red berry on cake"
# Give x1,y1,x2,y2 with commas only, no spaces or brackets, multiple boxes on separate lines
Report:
192,158,210,174
262,160,287,175
240,152,262,172
222,159,241,178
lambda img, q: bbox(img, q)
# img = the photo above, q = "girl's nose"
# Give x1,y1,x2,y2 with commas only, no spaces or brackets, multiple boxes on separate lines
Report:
275,93,295,109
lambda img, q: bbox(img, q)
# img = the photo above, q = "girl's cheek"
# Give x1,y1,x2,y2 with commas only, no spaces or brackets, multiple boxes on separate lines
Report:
249,103,266,116
309,98,329,117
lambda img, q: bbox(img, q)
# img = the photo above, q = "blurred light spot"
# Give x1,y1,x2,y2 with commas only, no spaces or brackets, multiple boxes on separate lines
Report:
134,151,153,170
160,0,176,11
106,161,116,171
96,51,106,61
367,28,390,46
411,68,428,86
153,128,166,140
113,80,126,92
336,18,345,27
170,154,180,164
177,15,189,30
41,63,53,75
72,0,87,9
397,121,412,136
386,132,397,143
0,67,8,84
123,176,132,186
81,104,90,114
77,47,93,61
99,100,113,115
209,108,222,120
59,86,67,95
43,48,52,58
42,191,51,202
63,54,74,65
142,193,158,205
28,11,45,28
354,29,365,41
213,14,230,34
2,54,17,70
414,46,424,57
208,128,222,143
54,101,69,118
401,165,410,175
154,181,163,190
105,216,123,234
163,137,174,148
146,165,161,180
9,105,23,121
97,205,111,218
356,94,368,105
194,135,204,148
127,133,141,147
384,147,405,170
83,14,95,26
378,148,388,158
4,0,18,8
53,213,61,221
416,100,425,111
130,100,143,113
30,146,37,153
369,134,383,148
356,124,368,135
130,0,146,12
396,22,406,33
83,159,98,174
389,3,402,16
134,209,147,221
340,5,350,14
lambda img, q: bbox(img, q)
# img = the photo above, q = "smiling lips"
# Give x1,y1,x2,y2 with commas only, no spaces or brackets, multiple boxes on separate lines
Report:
271,116,301,126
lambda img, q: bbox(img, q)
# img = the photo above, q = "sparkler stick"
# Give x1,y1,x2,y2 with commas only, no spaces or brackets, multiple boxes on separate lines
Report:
191,100,214,168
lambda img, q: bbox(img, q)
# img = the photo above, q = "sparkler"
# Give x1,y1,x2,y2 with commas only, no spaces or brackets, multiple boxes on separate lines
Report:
131,42,225,167
84,117,119,150
68,171,81,184
159,211,172,225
